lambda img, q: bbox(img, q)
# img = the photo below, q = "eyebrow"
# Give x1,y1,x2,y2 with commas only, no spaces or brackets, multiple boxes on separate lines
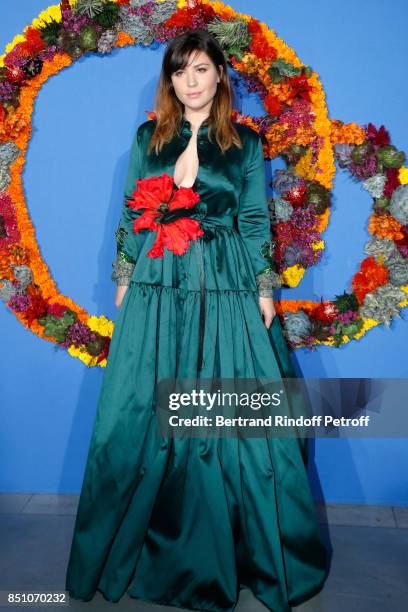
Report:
181,62,210,69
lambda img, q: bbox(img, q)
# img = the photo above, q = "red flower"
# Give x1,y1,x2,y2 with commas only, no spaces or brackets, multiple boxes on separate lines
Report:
47,302,69,317
96,336,111,365
264,92,281,117
249,33,277,61
128,173,204,258
5,65,26,83
60,0,72,15
163,4,216,29
395,225,408,251
312,299,339,324
283,184,307,208
24,286,48,326
366,123,390,146
287,73,313,103
383,167,400,199
247,19,263,36
23,27,47,55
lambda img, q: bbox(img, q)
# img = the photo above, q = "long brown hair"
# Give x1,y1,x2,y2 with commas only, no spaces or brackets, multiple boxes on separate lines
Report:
147,29,243,156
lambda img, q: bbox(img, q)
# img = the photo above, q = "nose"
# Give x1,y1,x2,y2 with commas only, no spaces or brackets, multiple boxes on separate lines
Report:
186,70,198,87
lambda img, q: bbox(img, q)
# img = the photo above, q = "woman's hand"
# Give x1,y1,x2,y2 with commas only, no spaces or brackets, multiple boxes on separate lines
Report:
115,285,128,308
258,296,276,329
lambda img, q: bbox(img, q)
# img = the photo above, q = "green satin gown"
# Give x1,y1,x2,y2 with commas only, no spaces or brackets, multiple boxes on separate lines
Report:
65,117,329,611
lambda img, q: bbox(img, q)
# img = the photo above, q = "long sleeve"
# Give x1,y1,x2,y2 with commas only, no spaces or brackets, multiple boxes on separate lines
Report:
237,135,282,297
111,125,145,286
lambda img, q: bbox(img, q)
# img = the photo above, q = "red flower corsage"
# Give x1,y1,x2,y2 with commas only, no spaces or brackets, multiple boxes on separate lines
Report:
127,172,205,258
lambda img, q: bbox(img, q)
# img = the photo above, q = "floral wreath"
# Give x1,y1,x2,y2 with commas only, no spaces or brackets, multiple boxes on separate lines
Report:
1,0,407,366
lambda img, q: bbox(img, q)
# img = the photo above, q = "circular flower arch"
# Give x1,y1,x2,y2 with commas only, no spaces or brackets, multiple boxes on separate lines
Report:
1,0,407,366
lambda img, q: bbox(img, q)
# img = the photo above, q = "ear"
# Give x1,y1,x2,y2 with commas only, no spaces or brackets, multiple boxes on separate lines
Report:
218,65,223,82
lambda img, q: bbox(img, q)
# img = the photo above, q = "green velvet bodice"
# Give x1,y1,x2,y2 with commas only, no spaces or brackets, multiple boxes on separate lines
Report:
111,116,281,296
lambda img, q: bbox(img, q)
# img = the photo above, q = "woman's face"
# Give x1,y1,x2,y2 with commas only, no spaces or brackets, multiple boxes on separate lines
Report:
170,49,222,116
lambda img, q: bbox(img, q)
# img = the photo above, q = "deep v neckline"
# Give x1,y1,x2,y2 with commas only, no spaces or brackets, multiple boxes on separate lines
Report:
173,116,209,190
173,176,199,190
173,135,199,190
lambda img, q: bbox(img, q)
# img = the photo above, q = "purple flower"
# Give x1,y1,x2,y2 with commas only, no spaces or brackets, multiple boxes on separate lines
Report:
244,75,267,97
130,1,155,17
0,81,18,102
61,321,93,348
337,310,359,324
9,294,30,311
396,243,408,258
278,98,314,137
40,45,58,61
62,12,93,34
349,154,377,181
284,243,318,267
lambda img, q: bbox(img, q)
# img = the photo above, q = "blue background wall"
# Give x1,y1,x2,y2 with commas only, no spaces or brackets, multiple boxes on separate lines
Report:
1,0,407,504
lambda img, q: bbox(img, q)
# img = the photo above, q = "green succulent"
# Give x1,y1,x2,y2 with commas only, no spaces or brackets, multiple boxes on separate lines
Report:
37,18,62,46
268,59,302,84
376,144,405,169
207,17,251,61
350,141,373,164
74,0,105,18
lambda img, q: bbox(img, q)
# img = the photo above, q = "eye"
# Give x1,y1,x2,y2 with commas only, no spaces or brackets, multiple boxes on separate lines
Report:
173,67,207,77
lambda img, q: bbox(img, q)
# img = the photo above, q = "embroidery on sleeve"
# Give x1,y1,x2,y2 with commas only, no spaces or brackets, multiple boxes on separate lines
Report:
111,227,136,285
256,240,282,296
111,253,135,286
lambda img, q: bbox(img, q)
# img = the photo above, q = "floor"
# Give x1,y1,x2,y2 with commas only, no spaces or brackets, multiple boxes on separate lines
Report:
0,494,407,611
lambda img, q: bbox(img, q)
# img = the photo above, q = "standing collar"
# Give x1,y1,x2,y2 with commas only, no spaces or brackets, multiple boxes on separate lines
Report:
181,115,210,138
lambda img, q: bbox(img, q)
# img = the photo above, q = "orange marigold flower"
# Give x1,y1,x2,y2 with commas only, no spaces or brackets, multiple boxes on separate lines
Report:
352,256,389,305
330,119,366,145
115,32,134,47
368,212,405,241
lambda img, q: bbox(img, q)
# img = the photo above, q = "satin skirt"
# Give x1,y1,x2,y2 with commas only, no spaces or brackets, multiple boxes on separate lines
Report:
65,226,329,611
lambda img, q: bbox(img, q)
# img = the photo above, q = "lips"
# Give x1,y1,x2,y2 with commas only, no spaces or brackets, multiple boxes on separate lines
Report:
187,92,201,97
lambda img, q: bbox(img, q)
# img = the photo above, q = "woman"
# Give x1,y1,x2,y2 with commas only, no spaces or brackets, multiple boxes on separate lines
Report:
66,29,328,612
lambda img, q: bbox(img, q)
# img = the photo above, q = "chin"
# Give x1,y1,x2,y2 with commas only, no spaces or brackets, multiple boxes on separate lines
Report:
184,96,213,109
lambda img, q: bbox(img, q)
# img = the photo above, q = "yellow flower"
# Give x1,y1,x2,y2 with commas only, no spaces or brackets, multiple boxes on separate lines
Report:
67,345,107,368
281,264,305,287
68,345,93,366
31,4,63,29
399,284,408,302
399,167,408,184
294,148,315,181
311,240,324,251
314,337,335,346
6,34,26,53
0,4,66,65
87,315,114,337
354,318,379,339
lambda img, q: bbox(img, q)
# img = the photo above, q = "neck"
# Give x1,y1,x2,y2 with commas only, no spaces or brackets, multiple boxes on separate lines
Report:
182,113,210,131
